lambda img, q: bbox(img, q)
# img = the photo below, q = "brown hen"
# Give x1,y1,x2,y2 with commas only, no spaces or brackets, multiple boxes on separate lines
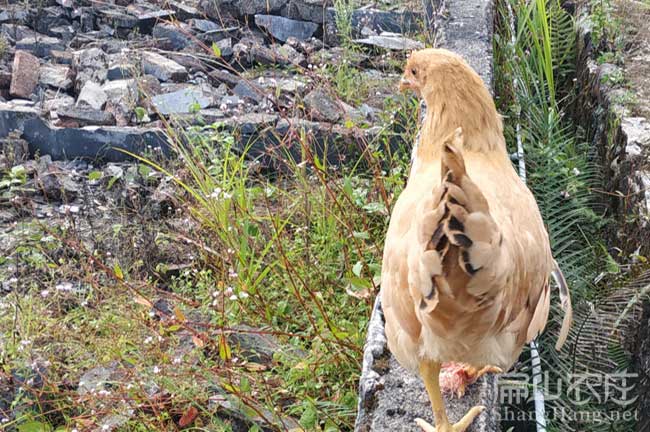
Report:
380,48,573,432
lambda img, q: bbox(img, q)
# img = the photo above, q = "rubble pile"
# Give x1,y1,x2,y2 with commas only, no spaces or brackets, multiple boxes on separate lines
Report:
0,0,425,162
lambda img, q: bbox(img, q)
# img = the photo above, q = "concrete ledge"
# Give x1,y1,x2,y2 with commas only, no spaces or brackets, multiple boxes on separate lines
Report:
354,0,499,430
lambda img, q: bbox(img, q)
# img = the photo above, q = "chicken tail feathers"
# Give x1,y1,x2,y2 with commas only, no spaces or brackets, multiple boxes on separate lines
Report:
551,260,573,350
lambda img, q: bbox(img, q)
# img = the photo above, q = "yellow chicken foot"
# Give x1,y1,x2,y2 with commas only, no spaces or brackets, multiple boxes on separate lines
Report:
440,363,503,398
415,360,486,432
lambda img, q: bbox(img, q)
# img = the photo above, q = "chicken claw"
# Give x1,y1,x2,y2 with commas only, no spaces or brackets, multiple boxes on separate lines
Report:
415,405,486,432
440,363,503,398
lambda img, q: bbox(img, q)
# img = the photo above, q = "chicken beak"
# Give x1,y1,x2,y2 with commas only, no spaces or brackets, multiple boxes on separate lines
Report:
399,77,415,93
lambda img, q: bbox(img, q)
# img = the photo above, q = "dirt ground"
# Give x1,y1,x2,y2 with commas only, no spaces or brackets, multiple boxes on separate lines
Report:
619,0,650,118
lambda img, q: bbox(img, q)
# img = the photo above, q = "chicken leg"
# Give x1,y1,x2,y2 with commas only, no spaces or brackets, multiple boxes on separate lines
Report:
440,363,503,398
415,360,485,432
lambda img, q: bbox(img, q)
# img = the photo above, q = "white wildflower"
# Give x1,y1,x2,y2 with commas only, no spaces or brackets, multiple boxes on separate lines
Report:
56,282,73,292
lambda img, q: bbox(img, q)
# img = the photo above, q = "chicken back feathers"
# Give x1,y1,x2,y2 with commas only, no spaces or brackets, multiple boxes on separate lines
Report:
382,49,572,373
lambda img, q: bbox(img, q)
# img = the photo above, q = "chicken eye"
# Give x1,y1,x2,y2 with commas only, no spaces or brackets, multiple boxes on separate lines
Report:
411,68,417,75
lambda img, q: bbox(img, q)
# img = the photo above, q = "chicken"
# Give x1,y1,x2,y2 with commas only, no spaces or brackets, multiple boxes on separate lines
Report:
380,48,573,432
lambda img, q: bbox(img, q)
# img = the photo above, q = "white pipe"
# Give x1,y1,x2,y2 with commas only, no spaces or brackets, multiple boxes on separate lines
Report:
506,2,547,431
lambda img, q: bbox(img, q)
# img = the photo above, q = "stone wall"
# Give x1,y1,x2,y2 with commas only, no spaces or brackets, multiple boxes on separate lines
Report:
353,0,500,430
573,7,650,432
573,12,650,257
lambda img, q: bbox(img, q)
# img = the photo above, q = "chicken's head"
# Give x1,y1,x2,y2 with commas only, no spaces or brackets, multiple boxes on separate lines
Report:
399,48,475,99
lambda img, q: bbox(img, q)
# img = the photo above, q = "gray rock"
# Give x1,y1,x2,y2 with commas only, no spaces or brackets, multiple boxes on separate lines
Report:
277,43,306,66
233,80,265,103
209,69,241,88
224,112,279,135
42,92,75,116
58,106,116,126
168,1,202,20
73,47,109,90
33,7,72,38
0,130,28,169
324,8,422,44
233,40,291,67
0,8,29,24
49,25,75,41
77,81,107,110
256,75,306,96
151,85,214,115
621,117,650,159
96,9,137,30
102,79,138,106
10,51,40,99
51,49,73,65
354,32,425,50
198,26,239,45
214,37,234,58
285,0,333,24
142,52,188,83
304,87,341,123
35,161,80,201
135,9,176,34
152,23,193,51
227,325,284,365
191,19,221,33
39,64,72,90
199,0,288,19
254,14,318,42
0,101,169,161
0,71,12,90
0,23,37,42
15,35,64,58
219,94,243,110
106,63,134,81
78,365,116,396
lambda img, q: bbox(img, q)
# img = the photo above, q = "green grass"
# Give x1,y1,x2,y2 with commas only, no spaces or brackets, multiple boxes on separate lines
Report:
0,89,418,431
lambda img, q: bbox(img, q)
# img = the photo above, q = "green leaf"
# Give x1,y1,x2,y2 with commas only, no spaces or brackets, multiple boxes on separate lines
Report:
352,261,363,277
212,42,222,58
113,262,124,280
348,276,371,290
240,376,251,393
189,101,201,114
88,170,102,181
106,174,121,189
134,106,147,122
362,201,386,214
353,231,370,239
18,421,52,432
299,404,317,429
218,335,231,361
138,164,152,178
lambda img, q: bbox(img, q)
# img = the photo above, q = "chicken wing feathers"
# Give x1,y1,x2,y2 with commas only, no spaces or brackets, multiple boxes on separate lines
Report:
411,129,507,316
